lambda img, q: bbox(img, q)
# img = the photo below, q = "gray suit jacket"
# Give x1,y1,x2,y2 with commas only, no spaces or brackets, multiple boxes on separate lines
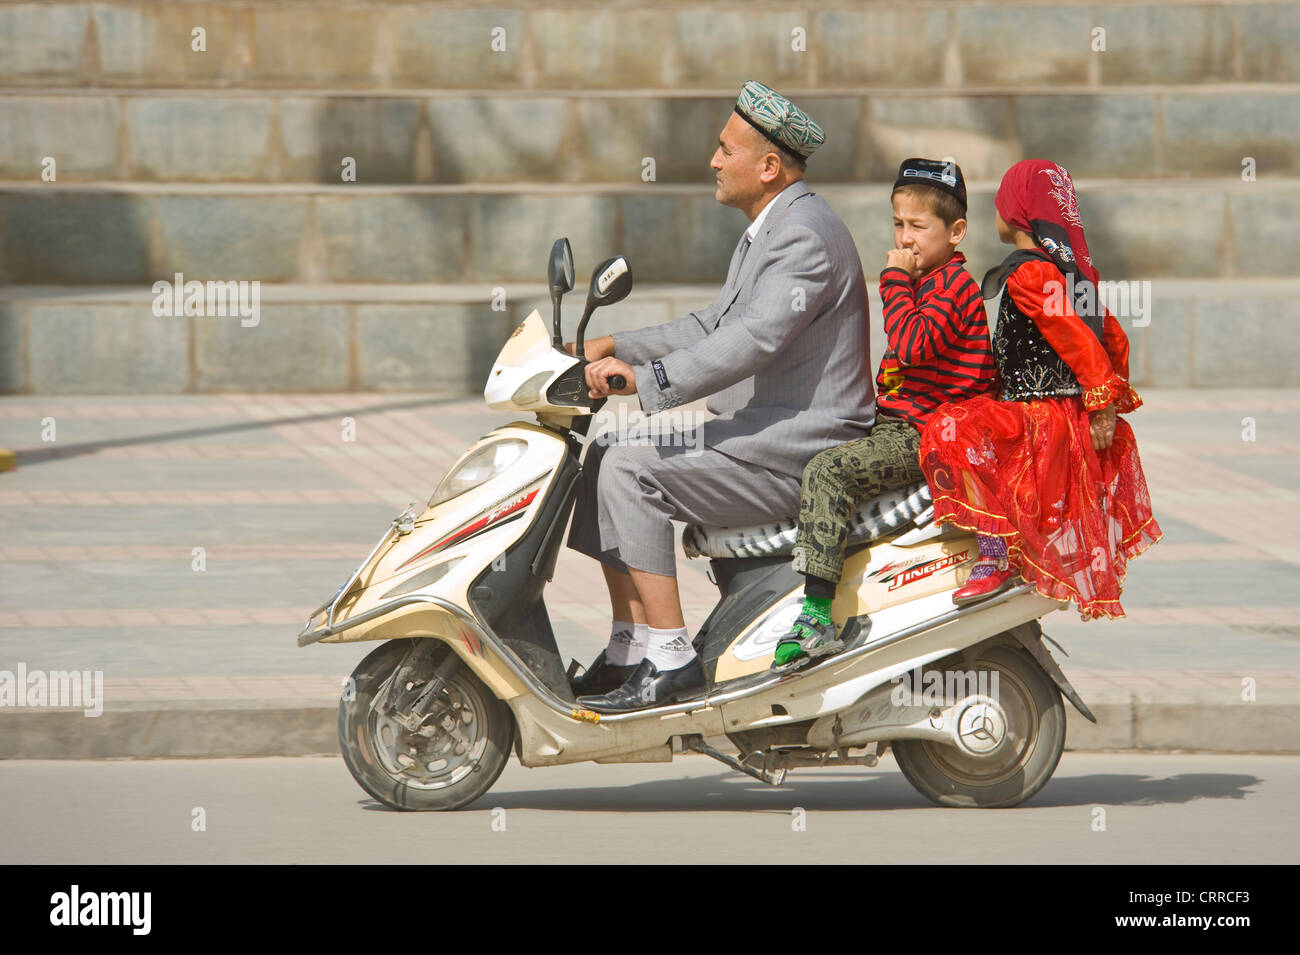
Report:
612,180,876,478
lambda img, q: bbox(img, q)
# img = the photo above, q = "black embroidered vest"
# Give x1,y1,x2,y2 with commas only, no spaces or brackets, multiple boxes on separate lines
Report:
983,250,1098,403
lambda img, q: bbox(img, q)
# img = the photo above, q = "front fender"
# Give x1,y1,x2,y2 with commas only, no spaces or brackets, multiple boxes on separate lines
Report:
302,597,529,704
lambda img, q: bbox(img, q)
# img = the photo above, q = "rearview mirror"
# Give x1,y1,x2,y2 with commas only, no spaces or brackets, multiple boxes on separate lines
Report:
575,255,633,360
547,238,575,348
585,256,632,309
548,238,574,300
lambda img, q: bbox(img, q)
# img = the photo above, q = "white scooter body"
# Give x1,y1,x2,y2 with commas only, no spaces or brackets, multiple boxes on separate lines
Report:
300,248,1095,811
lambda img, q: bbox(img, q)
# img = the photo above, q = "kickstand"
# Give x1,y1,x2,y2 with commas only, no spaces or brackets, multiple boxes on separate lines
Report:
684,736,787,787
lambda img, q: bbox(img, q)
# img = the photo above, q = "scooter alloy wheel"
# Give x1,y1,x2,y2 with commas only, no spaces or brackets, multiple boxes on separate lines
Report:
339,638,515,811
891,643,1065,809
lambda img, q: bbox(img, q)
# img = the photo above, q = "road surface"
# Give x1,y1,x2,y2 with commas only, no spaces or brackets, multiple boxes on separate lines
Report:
1,752,1294,864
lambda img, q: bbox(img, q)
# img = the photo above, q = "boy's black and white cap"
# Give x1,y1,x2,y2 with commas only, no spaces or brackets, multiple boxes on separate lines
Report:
893,158,967,214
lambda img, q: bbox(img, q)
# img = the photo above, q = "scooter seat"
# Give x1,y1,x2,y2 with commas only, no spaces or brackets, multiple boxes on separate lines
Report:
682,482,933,560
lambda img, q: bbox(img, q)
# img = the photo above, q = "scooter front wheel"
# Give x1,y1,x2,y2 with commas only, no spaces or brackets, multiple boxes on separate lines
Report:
339,638,514,811
892,643,1065,809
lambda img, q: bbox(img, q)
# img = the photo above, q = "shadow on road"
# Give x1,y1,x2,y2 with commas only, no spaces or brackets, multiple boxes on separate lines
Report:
1028,772,1259,808
7,396,461,467
355,768,1262,813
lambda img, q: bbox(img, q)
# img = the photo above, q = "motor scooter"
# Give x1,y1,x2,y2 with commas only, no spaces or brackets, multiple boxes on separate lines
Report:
298,238,1096,811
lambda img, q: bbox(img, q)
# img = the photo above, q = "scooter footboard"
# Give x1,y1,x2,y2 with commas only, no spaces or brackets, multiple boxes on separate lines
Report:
507,693,729,768
715,588,1061,733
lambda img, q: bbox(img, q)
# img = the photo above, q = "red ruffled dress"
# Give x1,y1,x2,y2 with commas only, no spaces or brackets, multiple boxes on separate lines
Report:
920,255,1162,619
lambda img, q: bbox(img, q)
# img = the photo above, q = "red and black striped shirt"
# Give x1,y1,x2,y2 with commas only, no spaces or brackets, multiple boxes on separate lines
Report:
875,251,998,430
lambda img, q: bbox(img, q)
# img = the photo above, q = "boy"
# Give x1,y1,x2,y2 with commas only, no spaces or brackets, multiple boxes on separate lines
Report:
774,157,999,668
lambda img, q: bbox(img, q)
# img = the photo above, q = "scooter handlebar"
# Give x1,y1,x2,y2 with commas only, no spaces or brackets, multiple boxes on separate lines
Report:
576,357,626,394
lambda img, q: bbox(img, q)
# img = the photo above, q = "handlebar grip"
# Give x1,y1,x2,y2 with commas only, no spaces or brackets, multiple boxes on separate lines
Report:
608,374,627,391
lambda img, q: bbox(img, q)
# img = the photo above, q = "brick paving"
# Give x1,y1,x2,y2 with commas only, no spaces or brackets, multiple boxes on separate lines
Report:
2,390,1298,701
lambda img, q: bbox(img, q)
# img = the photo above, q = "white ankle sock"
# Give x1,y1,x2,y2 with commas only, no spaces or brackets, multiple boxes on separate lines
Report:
605,620,649,666
644,626,695,671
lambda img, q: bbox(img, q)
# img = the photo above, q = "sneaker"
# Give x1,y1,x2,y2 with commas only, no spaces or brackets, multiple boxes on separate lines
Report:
771,614,843,670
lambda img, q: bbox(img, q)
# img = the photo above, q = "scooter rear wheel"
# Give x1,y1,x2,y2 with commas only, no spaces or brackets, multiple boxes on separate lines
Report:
892,643,1065,809
339,638,514,811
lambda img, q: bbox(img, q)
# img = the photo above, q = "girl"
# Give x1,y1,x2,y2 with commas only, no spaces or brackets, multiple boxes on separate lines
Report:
919,159,1161,619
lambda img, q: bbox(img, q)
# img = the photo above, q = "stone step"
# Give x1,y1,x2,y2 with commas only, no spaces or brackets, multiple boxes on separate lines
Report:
2,179,1295,286
1,1,1295,90
2,86,1296,184
1,279,1296,394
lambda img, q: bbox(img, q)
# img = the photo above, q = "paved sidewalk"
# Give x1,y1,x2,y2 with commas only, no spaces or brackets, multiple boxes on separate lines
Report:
2,390,1298,756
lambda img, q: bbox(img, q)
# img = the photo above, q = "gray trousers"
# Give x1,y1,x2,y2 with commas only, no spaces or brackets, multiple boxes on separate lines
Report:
567,429,803,578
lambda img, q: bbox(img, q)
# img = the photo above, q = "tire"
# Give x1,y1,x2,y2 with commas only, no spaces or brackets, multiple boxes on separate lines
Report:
892,643,1065,809
339,638,514,811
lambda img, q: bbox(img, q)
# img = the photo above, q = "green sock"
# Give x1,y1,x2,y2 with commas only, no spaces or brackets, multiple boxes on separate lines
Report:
774,596,833,665
800,595,833,625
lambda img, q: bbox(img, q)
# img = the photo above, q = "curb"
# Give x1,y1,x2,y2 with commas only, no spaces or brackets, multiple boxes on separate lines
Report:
0,701,339,760
1065,700,1300,753
3,694,1299,759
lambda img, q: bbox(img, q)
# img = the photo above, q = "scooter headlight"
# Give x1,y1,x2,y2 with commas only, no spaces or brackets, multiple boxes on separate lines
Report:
428,439,527,507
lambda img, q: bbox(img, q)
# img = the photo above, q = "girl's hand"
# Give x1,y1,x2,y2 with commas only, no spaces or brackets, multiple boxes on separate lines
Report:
1090,405,1117,451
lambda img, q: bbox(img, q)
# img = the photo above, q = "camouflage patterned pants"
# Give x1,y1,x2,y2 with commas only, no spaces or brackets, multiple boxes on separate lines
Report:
791,419,924,582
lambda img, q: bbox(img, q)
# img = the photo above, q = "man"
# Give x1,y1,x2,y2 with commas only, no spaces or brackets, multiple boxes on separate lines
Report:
565,81,875,712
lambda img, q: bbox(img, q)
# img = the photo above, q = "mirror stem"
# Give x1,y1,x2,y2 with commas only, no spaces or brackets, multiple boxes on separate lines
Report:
574,305,596,363
552,298,564,350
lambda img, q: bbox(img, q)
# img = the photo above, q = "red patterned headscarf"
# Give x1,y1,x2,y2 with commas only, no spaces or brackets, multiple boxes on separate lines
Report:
995,159,1099,287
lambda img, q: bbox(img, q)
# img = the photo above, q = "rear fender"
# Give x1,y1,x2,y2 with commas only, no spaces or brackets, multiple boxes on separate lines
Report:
999,620,1096,723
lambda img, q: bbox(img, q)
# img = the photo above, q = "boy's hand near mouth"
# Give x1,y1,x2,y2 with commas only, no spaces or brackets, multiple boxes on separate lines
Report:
885,247,922,279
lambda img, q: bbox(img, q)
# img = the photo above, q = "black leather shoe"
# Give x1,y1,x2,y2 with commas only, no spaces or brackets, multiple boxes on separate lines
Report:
570,650,636,697
576,657,706,713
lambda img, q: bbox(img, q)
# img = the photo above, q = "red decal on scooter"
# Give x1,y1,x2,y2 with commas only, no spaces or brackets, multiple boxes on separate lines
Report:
887,550,969,591
396,489,539,570
870,559,915,582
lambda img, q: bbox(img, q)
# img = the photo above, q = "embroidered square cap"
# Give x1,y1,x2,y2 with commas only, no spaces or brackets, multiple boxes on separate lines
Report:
734,81,825,160
893,157,967,212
